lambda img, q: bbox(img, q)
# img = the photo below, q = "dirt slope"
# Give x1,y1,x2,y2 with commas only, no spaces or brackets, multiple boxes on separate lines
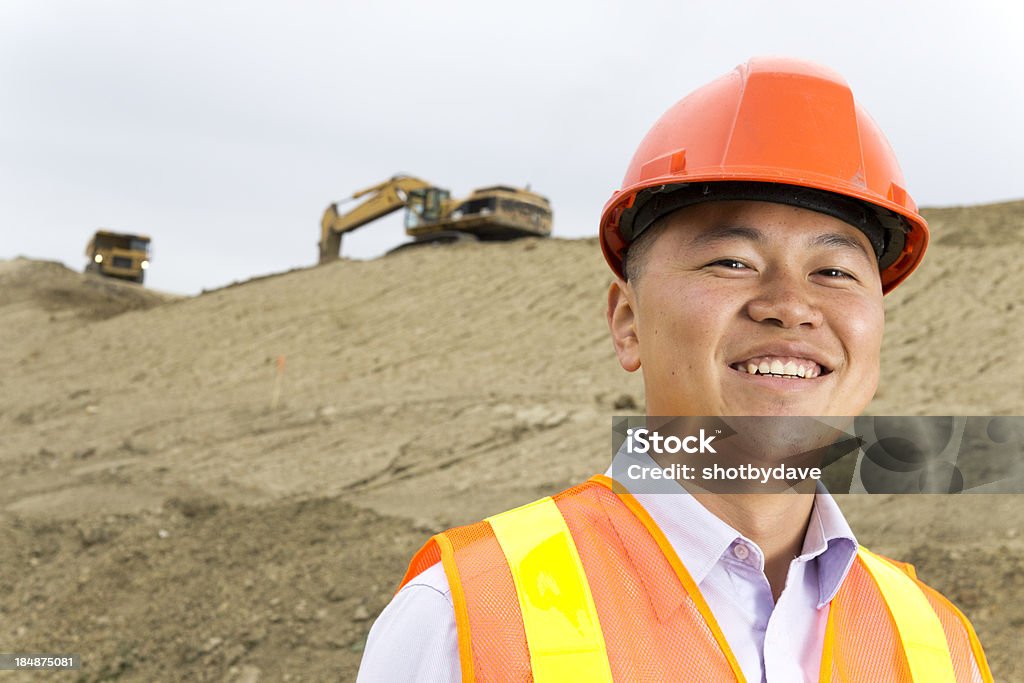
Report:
1,201,1022,681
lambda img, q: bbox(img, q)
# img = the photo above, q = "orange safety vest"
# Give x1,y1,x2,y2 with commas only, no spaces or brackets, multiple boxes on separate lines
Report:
400,475,993,683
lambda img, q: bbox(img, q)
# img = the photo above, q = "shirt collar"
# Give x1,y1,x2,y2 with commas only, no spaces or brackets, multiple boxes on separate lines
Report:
606,445,858,608
802,481,859,607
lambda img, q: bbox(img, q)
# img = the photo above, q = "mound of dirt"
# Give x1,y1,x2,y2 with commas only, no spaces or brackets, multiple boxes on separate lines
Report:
927,199,1024,247
0,258,176,321
1,199,1022,681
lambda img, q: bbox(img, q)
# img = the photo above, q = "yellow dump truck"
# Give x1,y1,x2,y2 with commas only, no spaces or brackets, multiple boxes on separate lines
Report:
84,230,151,284
318,175,552,263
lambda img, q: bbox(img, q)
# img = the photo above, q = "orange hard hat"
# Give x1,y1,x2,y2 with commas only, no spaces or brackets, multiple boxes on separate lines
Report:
600,57,928,294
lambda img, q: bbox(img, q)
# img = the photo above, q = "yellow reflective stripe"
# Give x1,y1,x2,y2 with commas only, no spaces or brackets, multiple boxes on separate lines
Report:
487,497,614,683
857,547,956,683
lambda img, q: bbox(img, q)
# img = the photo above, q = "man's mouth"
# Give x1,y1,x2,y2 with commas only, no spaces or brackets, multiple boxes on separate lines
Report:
729,356,830,379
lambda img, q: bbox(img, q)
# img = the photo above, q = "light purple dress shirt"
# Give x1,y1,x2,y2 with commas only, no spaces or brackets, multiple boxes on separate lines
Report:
358,456,861,683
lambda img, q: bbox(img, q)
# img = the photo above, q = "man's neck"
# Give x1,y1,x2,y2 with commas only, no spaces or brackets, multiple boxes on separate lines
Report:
690,491,815,603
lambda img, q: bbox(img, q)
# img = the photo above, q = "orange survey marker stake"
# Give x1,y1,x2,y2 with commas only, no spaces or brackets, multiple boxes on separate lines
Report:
271,355,286,410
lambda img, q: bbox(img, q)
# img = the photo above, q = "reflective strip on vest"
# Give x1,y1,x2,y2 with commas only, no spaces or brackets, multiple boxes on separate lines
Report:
857,547,957,682
486,497,615,683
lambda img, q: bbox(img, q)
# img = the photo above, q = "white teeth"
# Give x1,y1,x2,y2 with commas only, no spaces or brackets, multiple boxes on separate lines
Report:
736,356,824,378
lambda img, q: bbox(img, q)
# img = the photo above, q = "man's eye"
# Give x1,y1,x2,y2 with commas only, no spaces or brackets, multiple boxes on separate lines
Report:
818,267,854,279
709,259,749,269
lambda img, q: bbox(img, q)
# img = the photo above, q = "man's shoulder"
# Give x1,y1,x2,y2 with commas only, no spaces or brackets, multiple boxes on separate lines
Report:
358,561,460,682
398,561,452,604
857,547,977,624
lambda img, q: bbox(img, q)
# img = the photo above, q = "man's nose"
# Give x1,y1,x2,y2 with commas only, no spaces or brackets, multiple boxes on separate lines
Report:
745,274,824,329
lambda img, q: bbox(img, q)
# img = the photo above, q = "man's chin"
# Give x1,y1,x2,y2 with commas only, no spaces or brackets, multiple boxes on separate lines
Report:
720,396,833,418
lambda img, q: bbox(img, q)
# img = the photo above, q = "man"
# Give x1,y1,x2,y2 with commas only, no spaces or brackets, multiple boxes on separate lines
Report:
358,57,993,682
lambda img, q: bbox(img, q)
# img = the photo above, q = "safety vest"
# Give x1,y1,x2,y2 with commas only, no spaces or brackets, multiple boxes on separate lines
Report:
400,475,993,682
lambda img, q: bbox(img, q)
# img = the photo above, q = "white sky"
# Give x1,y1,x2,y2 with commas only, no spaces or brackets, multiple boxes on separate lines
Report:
2,0,1021,294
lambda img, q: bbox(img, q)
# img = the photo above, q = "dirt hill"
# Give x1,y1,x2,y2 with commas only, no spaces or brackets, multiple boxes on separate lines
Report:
2,201,1023,681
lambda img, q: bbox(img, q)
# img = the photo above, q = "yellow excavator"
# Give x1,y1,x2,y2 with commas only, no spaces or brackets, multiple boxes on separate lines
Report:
318,175,552,264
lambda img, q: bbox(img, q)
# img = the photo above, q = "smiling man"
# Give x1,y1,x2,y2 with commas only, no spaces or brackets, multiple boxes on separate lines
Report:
358,57,993,682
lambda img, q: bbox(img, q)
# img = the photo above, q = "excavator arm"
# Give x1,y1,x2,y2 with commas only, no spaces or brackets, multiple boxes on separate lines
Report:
318,175,435,264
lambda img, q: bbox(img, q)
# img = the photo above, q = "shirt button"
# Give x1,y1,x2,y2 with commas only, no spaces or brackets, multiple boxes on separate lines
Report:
732,543,750,561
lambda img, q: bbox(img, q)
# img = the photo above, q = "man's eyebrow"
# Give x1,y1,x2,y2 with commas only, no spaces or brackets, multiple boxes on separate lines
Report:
687,226,765,248
687,225,874,261
807,232,873,260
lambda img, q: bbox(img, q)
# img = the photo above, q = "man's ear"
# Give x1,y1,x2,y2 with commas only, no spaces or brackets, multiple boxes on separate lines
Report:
607,278,641,372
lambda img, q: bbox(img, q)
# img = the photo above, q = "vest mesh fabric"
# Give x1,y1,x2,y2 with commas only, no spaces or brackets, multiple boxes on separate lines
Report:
552,481,740,682
828,556,916,681
443,521,532,682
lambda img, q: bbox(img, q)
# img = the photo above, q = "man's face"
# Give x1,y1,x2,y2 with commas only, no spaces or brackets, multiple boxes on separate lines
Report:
607,200,885,417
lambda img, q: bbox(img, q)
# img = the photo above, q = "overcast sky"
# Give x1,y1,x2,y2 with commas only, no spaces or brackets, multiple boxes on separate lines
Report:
2,0,1021,294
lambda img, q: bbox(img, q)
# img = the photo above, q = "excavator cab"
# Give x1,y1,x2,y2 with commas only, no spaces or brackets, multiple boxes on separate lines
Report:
404,187,451,229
